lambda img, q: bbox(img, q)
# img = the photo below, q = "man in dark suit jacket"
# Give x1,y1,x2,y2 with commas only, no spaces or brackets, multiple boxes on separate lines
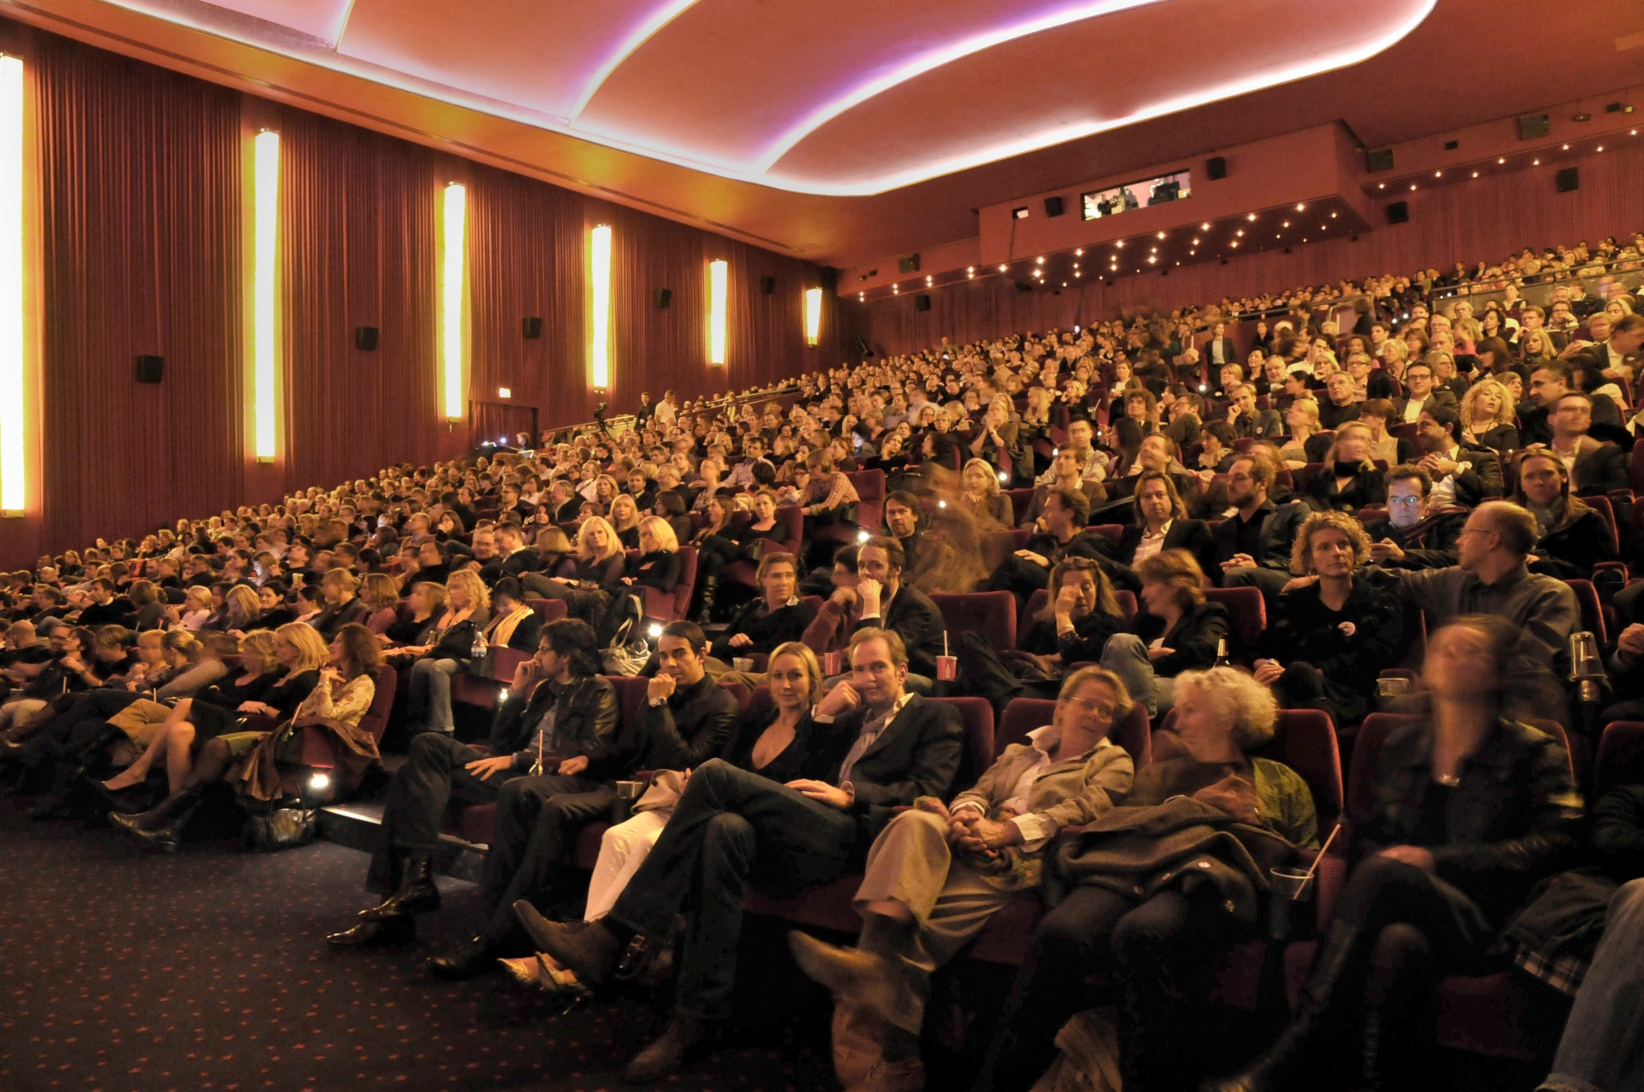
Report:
1522,360,1624,445
481,524,539,584
1391,361,1458,425
327,619,618,951
1202,324,1238,373
1215,453,1308,606
854,536,945,684
1365,465,1465,571
521,627,963,1082
1226,383,1284,441
1414,405,1505,509
1544,392,1630,495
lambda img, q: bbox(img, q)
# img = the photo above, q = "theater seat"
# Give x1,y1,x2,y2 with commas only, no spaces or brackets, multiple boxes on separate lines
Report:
525,598,569,624
930,591,1016,658
718,505,804,589
298,664,400,774
1563,578,1608,644
1595,721,1644,799
930,696,995,793
997,696,1152,766
847,469,887,533
640,545,698,624
1204,586,1266,661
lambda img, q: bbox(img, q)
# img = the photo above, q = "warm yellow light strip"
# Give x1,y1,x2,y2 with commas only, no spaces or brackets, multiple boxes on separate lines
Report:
440,183,467,419
803,287,822,348
708,258,728,365
0,56,25,513
251,129,279,462
589,223,612,389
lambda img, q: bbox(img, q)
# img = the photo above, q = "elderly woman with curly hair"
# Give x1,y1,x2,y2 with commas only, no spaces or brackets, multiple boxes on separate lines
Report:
979,667,1319,1092
1253,510,1406,727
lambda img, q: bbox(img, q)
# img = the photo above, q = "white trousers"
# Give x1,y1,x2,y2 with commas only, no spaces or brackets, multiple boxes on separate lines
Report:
583,808,670,922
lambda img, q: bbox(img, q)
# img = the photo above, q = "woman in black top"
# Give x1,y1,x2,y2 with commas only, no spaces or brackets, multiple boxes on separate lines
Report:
622,517,682,594
520,517,628,626
1209,616,1583,1092
312,568,368,640
1304,421,1387,512
382,581,448,651
1254,510,1405,727
1099,548,1230,719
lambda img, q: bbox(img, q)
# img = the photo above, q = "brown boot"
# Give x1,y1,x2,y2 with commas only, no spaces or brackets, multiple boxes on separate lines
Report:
833,1001,889,1089
623,1015,717,1082
513,901,622,987
789,930,922,1033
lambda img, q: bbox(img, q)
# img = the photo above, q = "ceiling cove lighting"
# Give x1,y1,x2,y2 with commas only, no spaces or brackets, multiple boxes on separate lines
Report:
440,183,467,418
708,258,729,365
0,56,23,515
566,0,701,120
251,129,280,463
589,224,613,389
803,287,822,347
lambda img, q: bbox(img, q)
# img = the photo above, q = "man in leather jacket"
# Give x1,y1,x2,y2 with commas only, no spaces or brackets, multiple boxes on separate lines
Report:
326,618,617,952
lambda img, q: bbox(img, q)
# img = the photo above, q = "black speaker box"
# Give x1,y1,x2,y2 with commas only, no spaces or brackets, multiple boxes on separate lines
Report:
759,276,776,295
1365,147,1394,173
1518,113,1550,140
1044,196,1065,217
914,294,931,311
354,325,379,351
135,355,164,383
653,289,672,309
853,335,872,357
1386,201,1409,225
1205,156,1227,180
1015,281,1033,293
522,316,543,337
1556,167,1580,192
897,254,920,273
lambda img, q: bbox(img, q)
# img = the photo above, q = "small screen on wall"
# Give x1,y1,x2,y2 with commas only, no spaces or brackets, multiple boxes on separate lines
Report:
1081,169,1191,220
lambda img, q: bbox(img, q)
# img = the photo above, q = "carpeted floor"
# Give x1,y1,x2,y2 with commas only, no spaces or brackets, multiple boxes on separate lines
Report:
0,800,837,1092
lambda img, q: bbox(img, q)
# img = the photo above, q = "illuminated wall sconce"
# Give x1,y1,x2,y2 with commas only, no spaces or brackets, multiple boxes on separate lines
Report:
251,129,280,463
0,55,24,514
708,258,728,365
440,183,467,419
589,224,613,389
497,387,511,399
803,287,822,347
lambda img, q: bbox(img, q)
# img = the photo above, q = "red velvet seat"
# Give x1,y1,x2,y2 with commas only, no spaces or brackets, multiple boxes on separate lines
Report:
525,598,569,625
1017,589,1137,647
997,696,1152,767
298,664,399,771
982,529,1020,574
1563,578,1608,644
718,506,804,589
1088,524,1124,551
1594,720,1644,800
846,469,887,533
1204,586,1266,661
638,545,698,624
930,591,1017,658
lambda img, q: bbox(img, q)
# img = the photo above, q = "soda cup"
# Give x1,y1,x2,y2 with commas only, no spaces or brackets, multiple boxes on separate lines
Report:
823,650,845,675
936,655,958,681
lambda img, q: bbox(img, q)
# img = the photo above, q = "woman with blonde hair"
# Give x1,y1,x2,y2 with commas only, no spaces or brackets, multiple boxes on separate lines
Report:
622,516,682,595
358,573,402,635
526,515,627,628
178,586,214,631
1278,397,1328,469
1459,378,1520,453
959,457,1013,529
1307,421,1386,511
313,567,367,639
979,664,1317,1092
607,493,643,550
397,571,490,737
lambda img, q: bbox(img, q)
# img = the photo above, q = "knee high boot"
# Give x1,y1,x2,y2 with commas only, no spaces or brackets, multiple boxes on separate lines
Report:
694,575,717,625
360,854,441,920
111,783,203,852
1200,920,1362,1092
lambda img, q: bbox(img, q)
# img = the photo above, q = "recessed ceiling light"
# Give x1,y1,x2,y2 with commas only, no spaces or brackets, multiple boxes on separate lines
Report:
1116,240,1125,248
1236,229,1244,236
1296,203,1305,211
1075,248,1083,256
1498,157,1505,163
1378,183,1385,189
1472,171,1479,177
997,264,1007,272
1200,222,1210,230
1156,231,1165,239
1246,213,1257,221
1331,212,1337,218
1533,159,1540,165
1231,241,1239,247
1282,221,1290,228
1562,143,1569,150
1192,238,1200,245
1410,183,1417,190
1036,256,1044,264
1434,170,1442,177
1597,146,1604,152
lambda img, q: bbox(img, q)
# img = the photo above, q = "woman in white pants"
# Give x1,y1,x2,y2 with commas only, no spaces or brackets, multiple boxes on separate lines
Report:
581,641,827,921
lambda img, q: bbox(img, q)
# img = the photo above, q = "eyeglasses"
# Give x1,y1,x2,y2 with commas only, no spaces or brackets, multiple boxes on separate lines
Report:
1063,697,1115,717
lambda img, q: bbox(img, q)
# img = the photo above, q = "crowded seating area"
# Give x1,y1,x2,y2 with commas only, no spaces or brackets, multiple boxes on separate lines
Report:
2,218,1643,1092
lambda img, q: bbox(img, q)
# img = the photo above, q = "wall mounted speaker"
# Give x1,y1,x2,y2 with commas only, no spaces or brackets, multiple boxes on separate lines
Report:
1043,196,1065,217
1205,156,1227,180
1555,167,1580,192
897,254,920,273
135,355,164,383
522,316,543,337
1014,281,1033,293
1365,147,1394,172
1518,113,1550,140
1385,201,1409,225
354,325,379,351
760,275,776,295
853,335,872,357
819,266,839,292
914,294,931,311
652,289,672,309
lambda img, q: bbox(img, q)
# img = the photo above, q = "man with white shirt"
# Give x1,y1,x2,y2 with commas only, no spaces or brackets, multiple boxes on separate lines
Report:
652,390,677,428
1415,405,1503,509
1393,361,1457,424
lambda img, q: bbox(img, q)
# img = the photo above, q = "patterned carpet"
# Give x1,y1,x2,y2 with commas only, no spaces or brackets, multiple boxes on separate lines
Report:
0,799,837,1092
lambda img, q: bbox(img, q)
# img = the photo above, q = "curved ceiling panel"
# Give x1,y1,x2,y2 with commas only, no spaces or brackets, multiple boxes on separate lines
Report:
768,0,1436,192
97,0,1434,194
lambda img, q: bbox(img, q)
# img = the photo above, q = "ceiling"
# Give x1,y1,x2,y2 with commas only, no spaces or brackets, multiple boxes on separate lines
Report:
6,0,1643,267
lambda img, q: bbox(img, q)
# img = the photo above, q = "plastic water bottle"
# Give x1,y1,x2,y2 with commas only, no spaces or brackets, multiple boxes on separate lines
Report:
470,628,488,660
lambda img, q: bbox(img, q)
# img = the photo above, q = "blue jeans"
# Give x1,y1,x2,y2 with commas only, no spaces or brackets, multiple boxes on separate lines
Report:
1540,879,1644,1092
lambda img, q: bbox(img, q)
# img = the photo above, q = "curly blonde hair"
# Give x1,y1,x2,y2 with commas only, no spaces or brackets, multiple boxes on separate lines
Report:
1289,510,1372,575
1459,378,1516,433
1174,666,1279,750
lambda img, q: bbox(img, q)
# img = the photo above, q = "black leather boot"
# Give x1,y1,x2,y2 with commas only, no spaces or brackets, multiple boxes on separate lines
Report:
328,914,417,950
123,789,202,852
428,936,502,980
1200,920,1362,1092
360,854,441,920
694,575,717,625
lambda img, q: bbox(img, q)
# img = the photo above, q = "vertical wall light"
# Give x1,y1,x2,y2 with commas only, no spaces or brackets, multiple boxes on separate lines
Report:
707,258,728,366
0,56,25,514
439,183,467,419
803,287,822,348
250,129,279,462
589,224,612,390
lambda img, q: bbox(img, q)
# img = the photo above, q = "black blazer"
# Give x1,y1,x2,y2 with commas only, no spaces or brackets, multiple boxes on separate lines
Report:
1571,441,1629,495
1525,499,1618,581
1133,601,1230,676
854,584,946,680
1212,500,1308,574
805,693,964,844
1110,520,1218,591
1305,466,1387,513
622,673,740,774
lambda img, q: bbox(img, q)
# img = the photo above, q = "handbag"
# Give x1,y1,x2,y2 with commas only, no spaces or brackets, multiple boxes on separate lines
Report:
242,806,318,852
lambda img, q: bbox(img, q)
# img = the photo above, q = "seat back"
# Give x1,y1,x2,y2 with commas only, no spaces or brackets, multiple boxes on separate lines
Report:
1088,524,1124,551
641,545,698,623
1158,707,1343,823
998,696,1151,767
1004,488,1038,524
1564,578,1608,644
929,696,995,794
930,591,1017,654
717,678,752,709
526,598,568,624
1204,586,1266,659
846,469,887,532
361,664,398,743
1595,721,1644,801
1584,494,1621,554
604,675,651,727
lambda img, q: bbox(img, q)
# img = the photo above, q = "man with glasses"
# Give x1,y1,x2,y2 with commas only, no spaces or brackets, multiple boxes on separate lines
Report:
1393,361,1456,424
520,628,963,1082
1365,465,1465,570
326,619,618,953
